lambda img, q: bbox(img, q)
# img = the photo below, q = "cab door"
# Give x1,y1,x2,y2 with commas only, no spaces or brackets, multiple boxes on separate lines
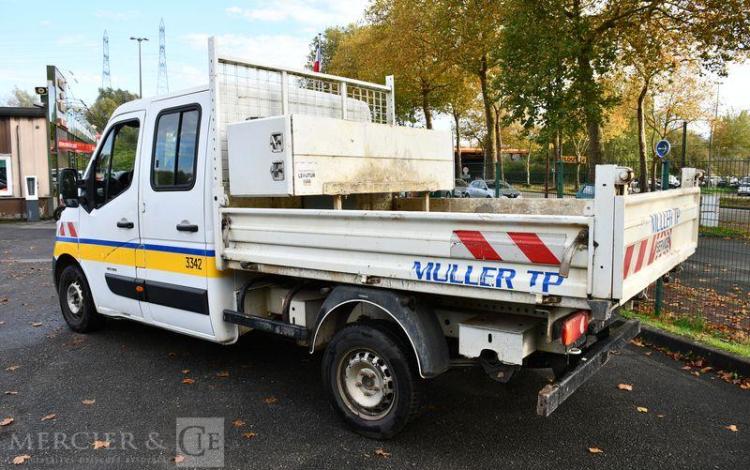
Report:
77,112,144,318
138,92,213,336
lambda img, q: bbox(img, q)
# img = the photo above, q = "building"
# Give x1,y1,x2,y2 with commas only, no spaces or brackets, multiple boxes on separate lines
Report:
0,106,51,218
0,66,96,220
456,146,530,180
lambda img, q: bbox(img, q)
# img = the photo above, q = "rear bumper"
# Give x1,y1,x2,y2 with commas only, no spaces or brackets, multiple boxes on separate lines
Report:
536,318,640,416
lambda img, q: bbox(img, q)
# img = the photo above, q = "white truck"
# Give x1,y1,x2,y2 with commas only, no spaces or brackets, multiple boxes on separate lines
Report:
54,38,701,439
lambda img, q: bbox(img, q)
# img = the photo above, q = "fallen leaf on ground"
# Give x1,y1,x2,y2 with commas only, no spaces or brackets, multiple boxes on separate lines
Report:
264,396,278,405
182,378,195,385
588,447,604,454
81,399,96,405
700,367,713,373
40,414,56,421
657,414,665,418
31,322,42,327
725,424,738,432
216,371,230,378
4,391,19,395
242,432,257,440
636,406,648,413
231,419,246,428
173,455,186,464
92,440,110,449
630,338,645,347
181,369,190,374
617,383,633,391
1,417,14,426
5,365,21,372
644,351,652,356
374,448,391,458
12,454,31,465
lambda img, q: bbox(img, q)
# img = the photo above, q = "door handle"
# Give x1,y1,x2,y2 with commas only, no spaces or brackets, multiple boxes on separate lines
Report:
176,222,199,233
117,220,134,229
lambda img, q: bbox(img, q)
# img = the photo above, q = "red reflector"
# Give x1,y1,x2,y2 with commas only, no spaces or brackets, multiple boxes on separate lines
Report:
562,311,590,346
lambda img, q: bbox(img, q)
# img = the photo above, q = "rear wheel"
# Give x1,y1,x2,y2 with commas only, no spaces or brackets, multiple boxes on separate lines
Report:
58,265,104,333
322,323,421,439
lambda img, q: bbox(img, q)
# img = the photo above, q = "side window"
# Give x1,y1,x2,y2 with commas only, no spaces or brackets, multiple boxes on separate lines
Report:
152,106,201,190
92,120,140,208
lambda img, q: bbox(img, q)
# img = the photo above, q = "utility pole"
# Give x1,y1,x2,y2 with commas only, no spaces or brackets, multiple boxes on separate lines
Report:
102,30,111,89
130,36,149,98
157,19,169,95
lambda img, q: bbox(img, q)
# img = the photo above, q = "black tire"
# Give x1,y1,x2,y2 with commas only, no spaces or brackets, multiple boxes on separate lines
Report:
53,206,65,221
57,265,104,333
322,322,421,439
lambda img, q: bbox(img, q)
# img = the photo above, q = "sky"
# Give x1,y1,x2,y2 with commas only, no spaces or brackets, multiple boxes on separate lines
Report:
0,0,748,133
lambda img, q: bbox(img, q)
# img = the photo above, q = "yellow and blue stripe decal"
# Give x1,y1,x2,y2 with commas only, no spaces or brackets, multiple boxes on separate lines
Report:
54,236,224,277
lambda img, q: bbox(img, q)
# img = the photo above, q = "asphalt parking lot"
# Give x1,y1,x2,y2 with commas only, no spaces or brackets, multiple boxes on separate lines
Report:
1,222,748,469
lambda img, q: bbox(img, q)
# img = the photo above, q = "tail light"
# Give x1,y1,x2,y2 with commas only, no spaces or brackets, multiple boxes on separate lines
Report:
561,310,590,346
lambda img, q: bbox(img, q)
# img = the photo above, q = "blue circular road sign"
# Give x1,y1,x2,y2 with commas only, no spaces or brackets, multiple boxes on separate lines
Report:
655,139,671,159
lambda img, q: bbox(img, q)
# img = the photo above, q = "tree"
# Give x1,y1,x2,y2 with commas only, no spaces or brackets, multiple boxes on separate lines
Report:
433,0,504,179
85,88,138,131
645,65,710,187
445,74,481,178
713,110,750,159
4,86,39,107
498,0,585,191
305,26,354,73
499,0,750,181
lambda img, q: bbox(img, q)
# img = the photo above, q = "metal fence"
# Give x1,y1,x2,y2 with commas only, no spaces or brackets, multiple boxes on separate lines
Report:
632,158,750,343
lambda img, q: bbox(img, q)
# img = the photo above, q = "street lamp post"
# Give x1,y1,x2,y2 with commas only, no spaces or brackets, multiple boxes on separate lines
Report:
130,36,149,98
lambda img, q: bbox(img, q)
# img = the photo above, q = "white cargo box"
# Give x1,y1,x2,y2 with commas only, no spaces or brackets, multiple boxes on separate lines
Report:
227,114,454,197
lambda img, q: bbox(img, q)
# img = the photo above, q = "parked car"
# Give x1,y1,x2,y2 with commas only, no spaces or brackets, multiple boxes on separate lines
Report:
738,184,750,197
466,179,521,198
429,179,470,198
576,183,595,199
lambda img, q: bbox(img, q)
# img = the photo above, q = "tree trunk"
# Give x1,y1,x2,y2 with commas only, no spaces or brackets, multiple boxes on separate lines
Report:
452,107,462,179
637,79,650,193
526,141,531,186
493,104,504,181
545,140,551,198
421,81,433,130
556,128,563,193
577,46,604,182
479,55,497,181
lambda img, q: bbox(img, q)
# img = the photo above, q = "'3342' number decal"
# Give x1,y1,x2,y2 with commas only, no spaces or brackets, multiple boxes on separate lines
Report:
185,256,203,271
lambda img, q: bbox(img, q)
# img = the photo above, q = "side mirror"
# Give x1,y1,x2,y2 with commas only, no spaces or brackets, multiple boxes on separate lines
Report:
59,168,79,204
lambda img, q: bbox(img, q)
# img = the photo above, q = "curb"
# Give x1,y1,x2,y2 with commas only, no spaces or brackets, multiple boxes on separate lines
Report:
638,325,750,377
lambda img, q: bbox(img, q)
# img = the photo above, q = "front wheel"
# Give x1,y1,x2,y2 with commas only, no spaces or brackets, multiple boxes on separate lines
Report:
322,323,421,439
58,264,104,333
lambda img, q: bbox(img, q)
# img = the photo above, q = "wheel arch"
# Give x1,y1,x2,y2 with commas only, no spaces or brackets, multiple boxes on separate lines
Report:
54,253,81,291
310,286,450,379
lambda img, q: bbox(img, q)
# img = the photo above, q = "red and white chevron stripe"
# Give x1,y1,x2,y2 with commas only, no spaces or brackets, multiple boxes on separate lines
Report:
451,230,565,266
623,229,672,279
58,221,78,238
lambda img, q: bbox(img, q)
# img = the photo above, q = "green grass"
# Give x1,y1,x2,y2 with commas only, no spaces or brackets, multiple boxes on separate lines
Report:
720,198,750,209
699,225,750,239
621,309,750,358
